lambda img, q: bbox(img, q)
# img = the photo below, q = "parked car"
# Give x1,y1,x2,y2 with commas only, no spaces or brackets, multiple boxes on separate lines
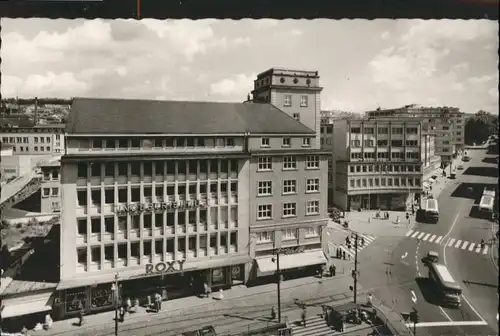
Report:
462,156,471,162
457,165,464,170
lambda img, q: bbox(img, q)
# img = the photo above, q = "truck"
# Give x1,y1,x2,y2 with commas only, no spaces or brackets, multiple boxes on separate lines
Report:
424,199,439,223
450,170,456,179
483,187,496,198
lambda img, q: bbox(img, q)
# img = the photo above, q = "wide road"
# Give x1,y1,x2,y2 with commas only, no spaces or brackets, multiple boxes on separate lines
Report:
363,148,498,336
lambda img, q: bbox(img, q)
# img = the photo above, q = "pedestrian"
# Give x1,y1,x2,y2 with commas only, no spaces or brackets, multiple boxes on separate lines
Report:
126,297,131,314
331,265,336,277
301,308,307,327
367,293,373,306
411,206,415,216
406,213,409,221
342,251,346,260
361,237,365,246
396,216,400,224
119,305,125,322
44,313,53,330
78,301,84,326
156,293,162,312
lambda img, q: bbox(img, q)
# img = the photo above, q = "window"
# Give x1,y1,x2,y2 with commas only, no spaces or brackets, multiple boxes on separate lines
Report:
374,178,380,186
283,156,297,170
282,138,291,147
261,137,270,147
43,188,50,197
391,127,403,134
306,200,320,215
351,140,361,147
406,127,418,134
258,181,272,196
381,178,386,187
284,95,292,107
283,179,297,194
257,231,272,243
293,113,301,121
364,127,374,134
51,187,59,196
377,140,388,146
364,140,374,147
306,178,320,193
350,166,355,173
282,228,297,240
350,179,355,188
226,138,235,147
282,202,296,217
302,138,310,147
391,140,403,147
92,139,103,149
306,155,320,169
257,156,272,171
257,204,272,220
351,152,362,159
351,127,361,134
305,226,320,237
300,95,308,107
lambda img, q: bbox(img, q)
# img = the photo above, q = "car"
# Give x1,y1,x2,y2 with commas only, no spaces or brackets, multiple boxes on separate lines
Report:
457,165,464,170
462,156,471,162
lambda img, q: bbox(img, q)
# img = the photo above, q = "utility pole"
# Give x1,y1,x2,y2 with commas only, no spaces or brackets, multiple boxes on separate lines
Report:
111,273,119,336
272,248,282,323
353,233,359,304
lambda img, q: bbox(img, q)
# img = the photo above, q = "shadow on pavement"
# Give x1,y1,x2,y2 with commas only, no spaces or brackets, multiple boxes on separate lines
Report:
467,206,495,221
450,182,497,202
415,209,437,224
482,157,498,164
414,277,440,306
462,280,499,289
462,166,498,178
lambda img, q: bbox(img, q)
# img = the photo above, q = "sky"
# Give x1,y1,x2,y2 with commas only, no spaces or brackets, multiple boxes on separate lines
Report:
1,19,498,114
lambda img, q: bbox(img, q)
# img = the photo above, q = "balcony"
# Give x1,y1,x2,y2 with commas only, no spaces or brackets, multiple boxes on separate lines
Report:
88,262,100,272
177,251,186,260
102,260,114,270
229,245,237,254
76,263,87,273
129,257,140,266
209,247,217,256
76,234,87,245
229,220,238,229
141,255,153,264
116,258,127,268
187,250,197,259
198,249,208,257
142,227,152,238
153,226,164,236
199,222,208,232
129,229,140,240
218,246,228,254
208,223,218,231
165,225,174,235
116,230,127,240
89,233,100,243
102,232,114,242
187,224,197,234
176,225,186,234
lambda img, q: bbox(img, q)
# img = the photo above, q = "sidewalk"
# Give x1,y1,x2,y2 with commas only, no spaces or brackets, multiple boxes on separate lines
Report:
30,274,358,336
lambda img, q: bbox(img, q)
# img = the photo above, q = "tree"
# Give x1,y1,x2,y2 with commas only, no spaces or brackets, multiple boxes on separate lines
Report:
464,110,498,145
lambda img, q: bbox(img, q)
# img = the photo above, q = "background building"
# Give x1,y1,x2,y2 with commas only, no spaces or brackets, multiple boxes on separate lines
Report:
322,118,423,211
0,124,65,155
40,160,62,214
365,105,465,165
56,95,328,319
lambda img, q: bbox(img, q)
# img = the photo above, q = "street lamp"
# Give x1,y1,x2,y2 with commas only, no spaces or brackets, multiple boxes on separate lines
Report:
271,248,282,323
111,273,119,336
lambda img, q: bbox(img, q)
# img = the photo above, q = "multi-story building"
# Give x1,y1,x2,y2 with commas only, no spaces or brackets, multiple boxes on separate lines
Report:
0,124,65,155
420,131,441,181
56,96,328,319
322,118,424,211
40,160,62,214
365,105,465,165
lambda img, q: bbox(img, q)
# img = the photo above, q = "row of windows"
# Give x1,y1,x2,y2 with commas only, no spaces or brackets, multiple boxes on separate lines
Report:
1,128,62,134
77,160,239,179
349,177,421,188
351,152,420,160
350,127,418,134
43,170,59,181
1,135,60,143
76,182,238,205
42,187,59,197
351,140,419,148
257,200,320,220
89,137,238,150
76,232,238,264
12,146,55,153
257,155,320,171
260,137,311,148
283,94,308,107
349,164,421,173
257,178,320,196
77,207,238,235
256,226,320,242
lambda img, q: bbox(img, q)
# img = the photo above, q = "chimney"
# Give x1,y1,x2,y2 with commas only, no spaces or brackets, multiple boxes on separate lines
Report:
34,97,38,126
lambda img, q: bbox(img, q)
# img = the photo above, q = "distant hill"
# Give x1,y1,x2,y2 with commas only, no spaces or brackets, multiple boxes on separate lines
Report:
2,98,73,105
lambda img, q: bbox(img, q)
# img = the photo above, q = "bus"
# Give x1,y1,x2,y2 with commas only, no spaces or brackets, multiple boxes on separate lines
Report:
428,263,462,308
424,199,439,223
478,195,495,219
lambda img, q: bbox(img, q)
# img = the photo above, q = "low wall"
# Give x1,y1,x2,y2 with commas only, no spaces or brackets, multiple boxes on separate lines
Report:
4,213,58,225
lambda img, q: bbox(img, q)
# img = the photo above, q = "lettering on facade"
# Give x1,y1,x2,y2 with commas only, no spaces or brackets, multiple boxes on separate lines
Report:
279,246,305,255
115,200,205,214
145,260,186,275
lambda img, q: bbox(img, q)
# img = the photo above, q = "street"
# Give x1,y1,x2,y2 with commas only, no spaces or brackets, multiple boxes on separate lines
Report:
356,149,498,336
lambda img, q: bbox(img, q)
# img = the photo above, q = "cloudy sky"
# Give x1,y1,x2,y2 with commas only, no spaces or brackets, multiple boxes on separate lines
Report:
1,19,498,113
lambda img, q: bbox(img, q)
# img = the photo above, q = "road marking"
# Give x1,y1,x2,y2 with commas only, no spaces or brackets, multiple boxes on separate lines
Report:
423,233,431,241
405,230,414,237
461,294,487,322
475,245,482,253
468,242,475,251
401,252,408,259
435,236,442,244
417,232,426,239
482,245,489,254
454,239,462,248
411,231,419,238
405,320,488,328
448,238,455,246
429,234,437,243
410,290,417,303
461,241,468,250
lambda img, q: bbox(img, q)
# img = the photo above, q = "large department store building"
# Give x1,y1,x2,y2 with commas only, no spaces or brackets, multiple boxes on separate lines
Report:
55,80,329,318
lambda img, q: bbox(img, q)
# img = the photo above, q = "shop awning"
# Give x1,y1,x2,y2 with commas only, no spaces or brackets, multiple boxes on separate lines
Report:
256,250,327,275
1,292,53,319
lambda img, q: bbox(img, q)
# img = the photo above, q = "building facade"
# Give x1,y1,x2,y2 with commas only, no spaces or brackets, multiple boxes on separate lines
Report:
322,119,424,211
40,160,62,214
55,96,328,319
0,124,65,155
365,105,465,165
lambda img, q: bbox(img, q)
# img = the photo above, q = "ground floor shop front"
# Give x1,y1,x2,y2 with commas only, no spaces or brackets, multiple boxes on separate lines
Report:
347,192,421,211
52,259,248,320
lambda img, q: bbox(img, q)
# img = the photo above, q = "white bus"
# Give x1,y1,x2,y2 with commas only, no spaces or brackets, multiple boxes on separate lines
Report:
428,263,462,308
425,199,439,223
478,195,495,219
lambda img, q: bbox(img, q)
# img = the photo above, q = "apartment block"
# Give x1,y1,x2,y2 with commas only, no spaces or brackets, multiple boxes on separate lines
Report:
321,118,424,211
40,160,62,214
0,124,65,155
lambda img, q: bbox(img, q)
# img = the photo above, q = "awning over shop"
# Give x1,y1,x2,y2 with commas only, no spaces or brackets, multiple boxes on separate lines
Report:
1,291,53,319
256,250,327,276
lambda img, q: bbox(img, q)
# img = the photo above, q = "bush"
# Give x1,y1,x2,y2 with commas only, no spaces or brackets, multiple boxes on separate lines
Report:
15,223,23,229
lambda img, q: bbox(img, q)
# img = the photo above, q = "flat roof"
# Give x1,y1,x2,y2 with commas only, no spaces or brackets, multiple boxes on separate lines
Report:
1,279,58,295
434,264,456,284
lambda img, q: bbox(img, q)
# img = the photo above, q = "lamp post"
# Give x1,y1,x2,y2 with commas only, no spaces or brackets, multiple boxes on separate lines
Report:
111,273,119,336
271,248,282,323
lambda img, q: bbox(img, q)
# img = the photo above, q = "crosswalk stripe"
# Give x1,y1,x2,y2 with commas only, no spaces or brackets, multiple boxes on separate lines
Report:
429,234,437,243
435,236,442,244
423,233,431,241
411,231,420,238
417,232,426,239
448,238,455,246
468,243,475,251
475,245,481,253
482,246,489,255
454,240,462,248
406,230,414,237
461,241,468,250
